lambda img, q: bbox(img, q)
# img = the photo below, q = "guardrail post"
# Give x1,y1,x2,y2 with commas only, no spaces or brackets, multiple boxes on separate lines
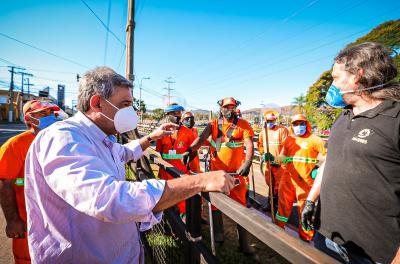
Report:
185,192,202,263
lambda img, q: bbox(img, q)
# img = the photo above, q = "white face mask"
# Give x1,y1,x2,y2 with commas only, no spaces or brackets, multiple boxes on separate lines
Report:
100,98,138,133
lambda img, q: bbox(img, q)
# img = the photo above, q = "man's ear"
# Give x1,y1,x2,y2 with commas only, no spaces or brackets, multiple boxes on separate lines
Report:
354,68,364,86
89,95,102,112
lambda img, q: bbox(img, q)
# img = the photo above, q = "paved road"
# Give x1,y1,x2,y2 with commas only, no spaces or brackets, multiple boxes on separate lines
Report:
0,122,26,263
0,123,27,146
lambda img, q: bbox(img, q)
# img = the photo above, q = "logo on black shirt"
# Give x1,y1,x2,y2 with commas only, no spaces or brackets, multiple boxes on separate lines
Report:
352,129,374,144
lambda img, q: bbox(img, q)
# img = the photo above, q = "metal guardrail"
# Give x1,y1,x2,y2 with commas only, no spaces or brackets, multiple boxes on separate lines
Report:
139,147,339,264
134,124,337,264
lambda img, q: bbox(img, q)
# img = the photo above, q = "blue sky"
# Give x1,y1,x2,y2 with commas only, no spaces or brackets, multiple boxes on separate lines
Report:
0,0,399,112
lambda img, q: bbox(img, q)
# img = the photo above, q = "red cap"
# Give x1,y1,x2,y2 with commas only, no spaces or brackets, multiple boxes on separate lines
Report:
182,111,194,119
219,97,239,107
23,100,60,117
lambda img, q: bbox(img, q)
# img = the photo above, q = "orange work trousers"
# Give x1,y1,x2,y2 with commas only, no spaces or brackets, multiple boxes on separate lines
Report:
212,175,247,211
13,234,31,264
263,164,282,195
275,170,314,241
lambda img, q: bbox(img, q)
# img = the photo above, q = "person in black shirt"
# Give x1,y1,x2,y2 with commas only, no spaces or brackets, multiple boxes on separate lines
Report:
301,42,400,264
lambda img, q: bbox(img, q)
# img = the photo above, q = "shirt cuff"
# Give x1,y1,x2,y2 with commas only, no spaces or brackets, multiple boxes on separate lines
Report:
139,179,166,231
124,139,144,161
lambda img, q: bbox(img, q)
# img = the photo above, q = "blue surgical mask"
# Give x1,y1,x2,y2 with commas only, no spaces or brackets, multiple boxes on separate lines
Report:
293,125,307,136
266,122,275,129
325,85,346,108
326,82,391,108
31,114,58,130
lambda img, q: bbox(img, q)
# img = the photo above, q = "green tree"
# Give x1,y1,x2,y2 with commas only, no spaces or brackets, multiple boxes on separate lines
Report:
133,98,146,114
292,94,306,114
152,108,164,122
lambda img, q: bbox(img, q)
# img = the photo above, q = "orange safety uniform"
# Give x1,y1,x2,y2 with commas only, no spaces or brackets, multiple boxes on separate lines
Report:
156,125,198,214
257,125,288,194
189,127,201,173
275,122,326,241
209,118,254,206
0,131,35,264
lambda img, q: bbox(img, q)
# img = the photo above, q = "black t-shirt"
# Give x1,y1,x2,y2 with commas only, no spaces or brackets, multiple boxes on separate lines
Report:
319,100,400,264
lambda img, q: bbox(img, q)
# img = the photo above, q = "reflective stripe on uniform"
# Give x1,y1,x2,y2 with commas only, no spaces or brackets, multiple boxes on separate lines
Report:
285,156,318,164
275,213,289,222
268,142,281,145
15,178,24,186
161,153,183,159
210,140,243,149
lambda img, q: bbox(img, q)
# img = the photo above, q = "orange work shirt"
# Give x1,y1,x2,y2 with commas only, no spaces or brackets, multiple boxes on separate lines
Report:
257,125,288,156
282,133,326,185
209,118,254,172
0,131,36,223
156,125,197,177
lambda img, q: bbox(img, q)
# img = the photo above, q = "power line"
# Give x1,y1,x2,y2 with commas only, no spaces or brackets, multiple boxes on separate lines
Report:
80,0,125,47
174,0,322,80
193,0,369,88
190,5,400,93
0,57,79,76
104,0,112,65
136,0,148,24
0,32,89,69
142,87,163,97
142,87,164,99
0,57,21,67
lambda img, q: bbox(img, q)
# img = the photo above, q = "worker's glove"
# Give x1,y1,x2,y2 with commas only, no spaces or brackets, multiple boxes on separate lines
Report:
301,200,315,231
236,160,252,177
311,166,319,179
262,152,275,162
274,155,288,165
182,148,193,165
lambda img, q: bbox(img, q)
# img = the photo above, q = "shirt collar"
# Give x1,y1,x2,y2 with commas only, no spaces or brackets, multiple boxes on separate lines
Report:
346,100,399,119
73,111,109,143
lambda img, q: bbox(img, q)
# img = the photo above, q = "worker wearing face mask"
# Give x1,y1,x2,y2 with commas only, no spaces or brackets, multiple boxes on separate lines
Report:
181,111,201,173
0,100,60,264
274,114,326,241
257,112,288,212
183,97,259,258
156,104,198,219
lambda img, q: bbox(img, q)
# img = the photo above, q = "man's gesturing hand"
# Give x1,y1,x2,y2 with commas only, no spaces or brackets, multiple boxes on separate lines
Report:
149,123,179,140
199,170,236,195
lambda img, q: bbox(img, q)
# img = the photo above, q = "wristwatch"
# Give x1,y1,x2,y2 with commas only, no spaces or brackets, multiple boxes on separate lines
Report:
146,135,155,143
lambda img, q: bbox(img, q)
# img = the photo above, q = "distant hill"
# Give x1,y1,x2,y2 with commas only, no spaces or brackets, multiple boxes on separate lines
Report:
243,105,300,116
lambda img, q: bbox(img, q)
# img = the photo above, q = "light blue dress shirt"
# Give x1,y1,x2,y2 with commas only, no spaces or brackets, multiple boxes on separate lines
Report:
25,111,165,264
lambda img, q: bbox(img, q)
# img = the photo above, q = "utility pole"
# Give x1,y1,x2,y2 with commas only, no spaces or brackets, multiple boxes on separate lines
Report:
26,78,34,97
8,66,25,122
164,77,175,105
16,71,33,96
139,77,150,123
125,0,135,84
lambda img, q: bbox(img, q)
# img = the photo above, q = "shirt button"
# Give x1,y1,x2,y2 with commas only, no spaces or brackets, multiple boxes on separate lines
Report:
351,119,355,122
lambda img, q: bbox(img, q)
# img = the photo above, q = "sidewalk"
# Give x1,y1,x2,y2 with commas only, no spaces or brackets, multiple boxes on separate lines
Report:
0,210,13,263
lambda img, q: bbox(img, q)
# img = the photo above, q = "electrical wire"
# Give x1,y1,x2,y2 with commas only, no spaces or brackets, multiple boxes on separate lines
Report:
0,32,90,69
80,0,125,47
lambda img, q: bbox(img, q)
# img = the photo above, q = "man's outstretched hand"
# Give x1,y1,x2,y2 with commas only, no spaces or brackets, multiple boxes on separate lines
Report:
149,123,179,140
